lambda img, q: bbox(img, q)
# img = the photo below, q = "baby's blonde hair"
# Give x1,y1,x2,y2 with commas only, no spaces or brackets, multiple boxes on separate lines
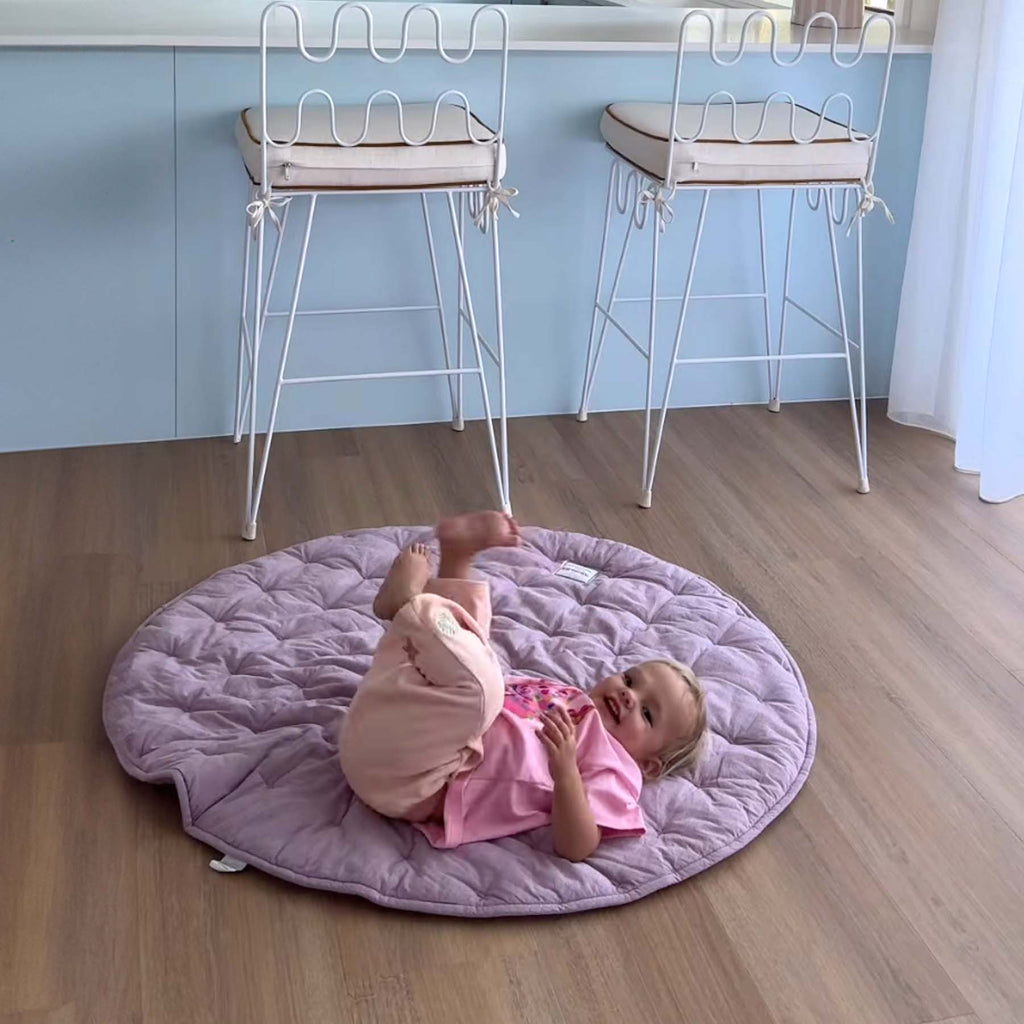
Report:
651,659,708,779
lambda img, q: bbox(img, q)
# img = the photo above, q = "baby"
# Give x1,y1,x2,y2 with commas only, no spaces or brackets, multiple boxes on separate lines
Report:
340,511,707,861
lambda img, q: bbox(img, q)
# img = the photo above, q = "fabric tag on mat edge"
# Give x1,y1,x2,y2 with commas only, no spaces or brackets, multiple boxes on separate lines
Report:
554,561,599,584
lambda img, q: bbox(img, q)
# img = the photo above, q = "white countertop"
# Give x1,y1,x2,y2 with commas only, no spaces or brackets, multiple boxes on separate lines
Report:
0,0,933,53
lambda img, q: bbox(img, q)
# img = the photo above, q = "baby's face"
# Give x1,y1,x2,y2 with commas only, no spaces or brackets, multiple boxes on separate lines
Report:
591,662,698,776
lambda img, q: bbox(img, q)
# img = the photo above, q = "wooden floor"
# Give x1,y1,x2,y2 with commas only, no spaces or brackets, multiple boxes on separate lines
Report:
2,401,1023,1024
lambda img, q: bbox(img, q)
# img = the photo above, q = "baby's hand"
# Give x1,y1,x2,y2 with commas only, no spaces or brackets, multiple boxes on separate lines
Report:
539,706,579,782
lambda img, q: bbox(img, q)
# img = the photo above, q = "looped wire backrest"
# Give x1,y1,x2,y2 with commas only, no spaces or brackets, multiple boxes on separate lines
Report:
258,2,510,190
664,10,895,187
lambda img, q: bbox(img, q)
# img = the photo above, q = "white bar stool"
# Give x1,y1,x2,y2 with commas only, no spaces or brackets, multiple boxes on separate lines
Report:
234,2,516,540
577,11,896,508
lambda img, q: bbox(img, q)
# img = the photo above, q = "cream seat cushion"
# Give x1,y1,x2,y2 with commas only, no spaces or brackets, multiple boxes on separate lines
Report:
236,104,505,190
601,102,871,186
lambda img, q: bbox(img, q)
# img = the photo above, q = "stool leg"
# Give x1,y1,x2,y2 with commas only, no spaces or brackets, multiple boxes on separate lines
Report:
578,161,617,423
243,212,266,540
855,191,869,492
638,212,661,509
446,192,508,514
245,194,317,540
490,214,512,514
233,199,254,445
642,189,710,509
771,188,799,414
235,198,290,445
757,189,774,410
824,188,869,494
421,193,460,432
579,183,637,423
453,192,466,432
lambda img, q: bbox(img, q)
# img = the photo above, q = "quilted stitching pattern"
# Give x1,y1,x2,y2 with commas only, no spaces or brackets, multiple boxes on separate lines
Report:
103,527,815,917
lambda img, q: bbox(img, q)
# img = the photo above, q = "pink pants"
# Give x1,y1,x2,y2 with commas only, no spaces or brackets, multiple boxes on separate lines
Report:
338,579,505,819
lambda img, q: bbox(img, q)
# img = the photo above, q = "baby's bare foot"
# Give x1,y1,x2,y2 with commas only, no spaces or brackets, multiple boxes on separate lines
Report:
437,511,520,556
436,511,520,580
374,542,432,620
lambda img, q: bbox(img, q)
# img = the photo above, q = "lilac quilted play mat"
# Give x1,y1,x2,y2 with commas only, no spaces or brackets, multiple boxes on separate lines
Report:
104,526,815,917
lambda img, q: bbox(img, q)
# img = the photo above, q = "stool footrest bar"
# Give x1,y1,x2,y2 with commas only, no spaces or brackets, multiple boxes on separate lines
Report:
283,367,483,385
265,304,440,318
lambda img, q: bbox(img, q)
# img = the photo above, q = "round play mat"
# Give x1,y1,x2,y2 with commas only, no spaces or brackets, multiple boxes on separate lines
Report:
104,526,815,917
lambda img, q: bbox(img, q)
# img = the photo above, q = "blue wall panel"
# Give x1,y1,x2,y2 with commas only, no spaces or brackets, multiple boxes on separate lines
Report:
0,47,929,452
0,50,176,451
174,49,930,440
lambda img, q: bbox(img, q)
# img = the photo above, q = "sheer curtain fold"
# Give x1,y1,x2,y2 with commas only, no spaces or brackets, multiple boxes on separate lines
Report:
888,0,1024,504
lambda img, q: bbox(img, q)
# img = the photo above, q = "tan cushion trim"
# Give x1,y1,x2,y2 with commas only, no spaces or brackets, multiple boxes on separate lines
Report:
240,107,498,149
604,142,866,187
239,163,493,191
603,102,866,147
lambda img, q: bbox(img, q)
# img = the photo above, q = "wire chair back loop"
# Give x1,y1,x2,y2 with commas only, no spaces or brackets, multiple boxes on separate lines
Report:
661,9,896,213
256,2,511,206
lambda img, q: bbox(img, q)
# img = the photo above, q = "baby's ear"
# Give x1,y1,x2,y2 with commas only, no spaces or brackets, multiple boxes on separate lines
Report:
642,757,663,781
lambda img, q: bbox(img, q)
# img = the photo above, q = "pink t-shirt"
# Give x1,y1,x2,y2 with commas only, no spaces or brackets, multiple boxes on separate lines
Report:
417,678,645,849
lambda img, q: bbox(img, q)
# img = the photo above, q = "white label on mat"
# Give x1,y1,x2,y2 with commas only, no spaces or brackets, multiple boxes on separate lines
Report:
209,855,248,873
555,561,599,584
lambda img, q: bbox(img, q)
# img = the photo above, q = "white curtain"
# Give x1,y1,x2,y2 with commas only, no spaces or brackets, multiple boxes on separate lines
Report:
888,0,1024,503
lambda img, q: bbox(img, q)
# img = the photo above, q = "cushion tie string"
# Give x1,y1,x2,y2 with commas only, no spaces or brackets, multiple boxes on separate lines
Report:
640,185,675,232
246,195,290,233
472,185,520,234
847,183,895,236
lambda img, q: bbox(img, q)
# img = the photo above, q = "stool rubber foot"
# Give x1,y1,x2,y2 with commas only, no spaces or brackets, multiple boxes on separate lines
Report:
768,398,781,414
451,416,465,432
576,411,589,423
857,478,871,495
638,489,653,510
242,522,258,541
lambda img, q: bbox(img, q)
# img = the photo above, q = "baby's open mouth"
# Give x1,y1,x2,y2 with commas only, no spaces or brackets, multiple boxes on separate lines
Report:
604,695,621,724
